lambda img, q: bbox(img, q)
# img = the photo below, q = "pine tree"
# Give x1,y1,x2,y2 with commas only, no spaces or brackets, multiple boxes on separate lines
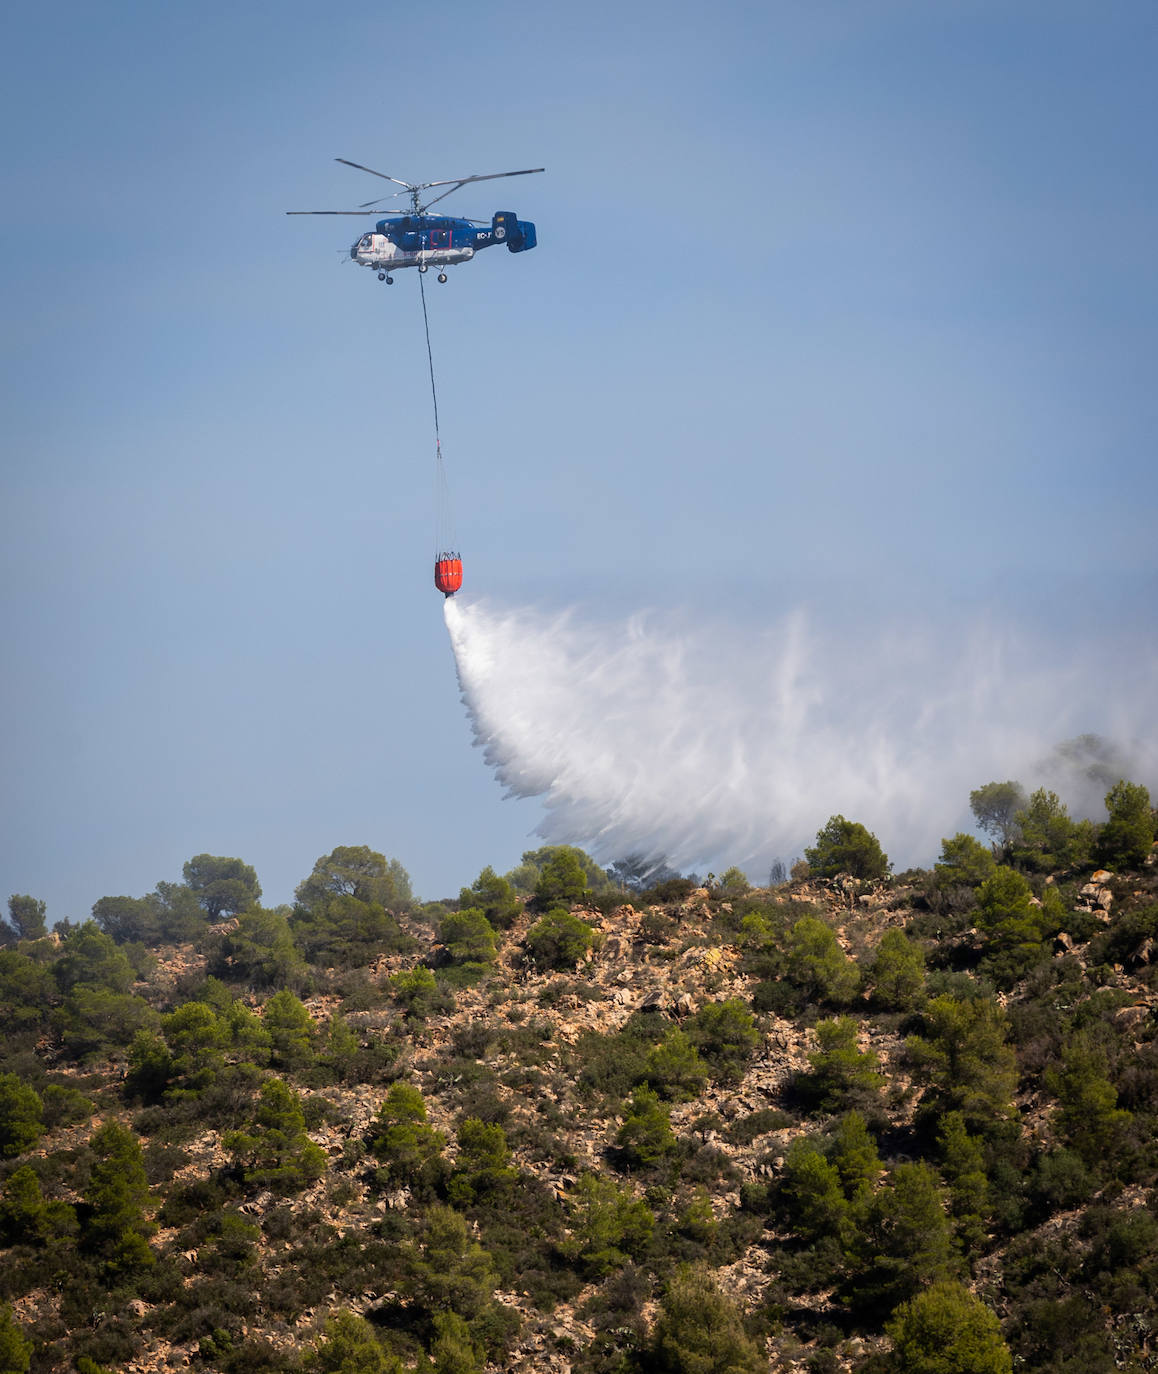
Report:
83,1120,155,1275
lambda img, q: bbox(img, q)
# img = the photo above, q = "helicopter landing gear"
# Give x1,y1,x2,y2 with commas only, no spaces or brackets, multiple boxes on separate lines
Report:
437,272,448,283
378,271,385,281
377,271,394,284
418,263,428,273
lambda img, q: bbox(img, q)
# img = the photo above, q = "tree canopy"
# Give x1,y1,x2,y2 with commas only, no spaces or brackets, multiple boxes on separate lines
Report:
804,815,890,879
182,853,262,919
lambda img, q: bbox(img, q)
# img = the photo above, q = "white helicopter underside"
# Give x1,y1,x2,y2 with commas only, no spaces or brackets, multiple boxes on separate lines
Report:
353,239,475,271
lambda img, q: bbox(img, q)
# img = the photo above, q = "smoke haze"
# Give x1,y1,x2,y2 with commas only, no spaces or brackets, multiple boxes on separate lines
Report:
444,597,1157,877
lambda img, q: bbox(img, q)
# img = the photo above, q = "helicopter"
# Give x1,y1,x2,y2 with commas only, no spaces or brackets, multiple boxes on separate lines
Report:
287,160,543,283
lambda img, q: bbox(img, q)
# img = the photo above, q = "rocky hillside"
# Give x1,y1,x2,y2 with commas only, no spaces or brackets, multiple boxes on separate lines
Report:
2,840,1158,1374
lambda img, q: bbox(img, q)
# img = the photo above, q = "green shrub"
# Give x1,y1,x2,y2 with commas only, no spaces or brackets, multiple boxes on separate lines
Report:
0,1307,33,1374
616,1086,677,1170
439,908,499,964
685,999,760,1083
525,909,603,969
886,1280,1012,1373
783,916,860,1006
846,1162,958,1315
1010,789,1094,873
311,1310,403,1374
648,1264,765,1373
934,834,997,889
643,1029,710,1101
560,1173,655,1278
390,965,453,1020
800,1017,884,1114
82,1119,156,1277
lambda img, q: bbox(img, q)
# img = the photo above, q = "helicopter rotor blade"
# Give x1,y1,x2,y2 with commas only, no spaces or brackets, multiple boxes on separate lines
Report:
357,191,412,209
419,167,544,211
334,158,415,190
286,210,380,216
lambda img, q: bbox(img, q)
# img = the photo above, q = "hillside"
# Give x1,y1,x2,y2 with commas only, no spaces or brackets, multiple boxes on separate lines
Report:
2,826,1158,1374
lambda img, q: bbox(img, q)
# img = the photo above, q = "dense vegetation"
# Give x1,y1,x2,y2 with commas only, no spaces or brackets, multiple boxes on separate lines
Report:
1,778,1156,1374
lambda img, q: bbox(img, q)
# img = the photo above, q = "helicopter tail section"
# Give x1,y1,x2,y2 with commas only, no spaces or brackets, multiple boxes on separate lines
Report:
491,211,537,252
510,219,536,252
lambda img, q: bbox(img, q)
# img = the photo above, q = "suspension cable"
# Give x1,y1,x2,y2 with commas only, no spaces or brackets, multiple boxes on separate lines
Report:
419,269,456,558
419,267,441,442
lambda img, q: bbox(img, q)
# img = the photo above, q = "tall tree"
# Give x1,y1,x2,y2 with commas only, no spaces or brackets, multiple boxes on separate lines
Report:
209,907,307,989
0,1307,33,1374
907,995,1018,1135
5,896,46,941
0,1076,43,1157
805,815,889,879
1097,780,1155,868
531,849,589,910
182,854,262,920
83,1120,155,1274
969,781,1027,852
224,1078,326,1191
295,845,412,911
1010,789,1094,873
458,866,521,929
850,1162,958,1313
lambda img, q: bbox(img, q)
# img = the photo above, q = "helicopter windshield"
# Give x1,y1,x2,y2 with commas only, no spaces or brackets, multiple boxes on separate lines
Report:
357,234,373,248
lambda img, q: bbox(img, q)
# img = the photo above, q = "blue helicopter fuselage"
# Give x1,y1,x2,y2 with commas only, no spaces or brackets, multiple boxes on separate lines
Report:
350,209,536,275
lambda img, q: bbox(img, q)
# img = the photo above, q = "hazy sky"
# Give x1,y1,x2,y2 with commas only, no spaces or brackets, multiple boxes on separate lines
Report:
3,1,1156,921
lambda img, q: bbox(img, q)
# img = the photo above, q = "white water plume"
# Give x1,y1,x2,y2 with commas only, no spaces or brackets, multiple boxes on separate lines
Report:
444,597,1157,877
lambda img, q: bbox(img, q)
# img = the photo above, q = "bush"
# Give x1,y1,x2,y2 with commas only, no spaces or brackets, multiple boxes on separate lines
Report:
783,916,860,1005
885,1280,1012,1373
685,1000,760,1083
648,1264,765,1373
311,1310,402,1374
616,1086,677,1170
643,1029,710,1101
370,1083,446,1189
0,1307,33,1374
847,1162,958,1314
800,1017,883,1114
439,908,499,965
560,1173,655,1278
83,1119,156,1277
390,965,453,1021
525,910,603,969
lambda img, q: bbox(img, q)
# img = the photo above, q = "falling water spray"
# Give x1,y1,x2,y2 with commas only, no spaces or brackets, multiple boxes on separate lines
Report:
444,595,1158,875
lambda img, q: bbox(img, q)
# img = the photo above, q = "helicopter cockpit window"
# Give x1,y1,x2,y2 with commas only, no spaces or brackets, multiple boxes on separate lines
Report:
358,234,373,248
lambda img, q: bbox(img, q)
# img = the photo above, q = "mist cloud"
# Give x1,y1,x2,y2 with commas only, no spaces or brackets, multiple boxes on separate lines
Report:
444,597,1157,878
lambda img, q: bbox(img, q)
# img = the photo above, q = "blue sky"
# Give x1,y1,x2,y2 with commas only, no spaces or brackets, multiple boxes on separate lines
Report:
3,1,1156,921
